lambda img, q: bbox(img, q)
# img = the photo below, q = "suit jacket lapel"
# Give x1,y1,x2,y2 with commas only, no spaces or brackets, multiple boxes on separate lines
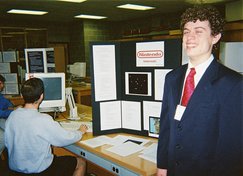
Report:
172,65,187,106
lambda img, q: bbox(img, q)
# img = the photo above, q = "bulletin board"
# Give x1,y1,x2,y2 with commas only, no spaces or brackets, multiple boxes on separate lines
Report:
90,39,182,136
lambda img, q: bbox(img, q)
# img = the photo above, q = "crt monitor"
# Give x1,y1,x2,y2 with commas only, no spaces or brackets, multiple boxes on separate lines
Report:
25,73,66,112
67,62,86,78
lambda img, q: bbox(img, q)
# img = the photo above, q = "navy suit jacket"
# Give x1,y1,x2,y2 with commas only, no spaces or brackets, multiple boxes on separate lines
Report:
157,59,242,176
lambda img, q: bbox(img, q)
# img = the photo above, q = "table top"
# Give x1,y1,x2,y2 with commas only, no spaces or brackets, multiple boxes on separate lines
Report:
60,104,157,176
78,132,157,176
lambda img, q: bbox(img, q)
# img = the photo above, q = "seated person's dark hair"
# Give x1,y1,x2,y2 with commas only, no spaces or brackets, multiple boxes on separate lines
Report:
0,74,6,83
21,78,44,103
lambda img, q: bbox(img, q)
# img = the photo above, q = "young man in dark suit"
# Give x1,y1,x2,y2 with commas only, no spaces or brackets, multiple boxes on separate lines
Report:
157,5,242,176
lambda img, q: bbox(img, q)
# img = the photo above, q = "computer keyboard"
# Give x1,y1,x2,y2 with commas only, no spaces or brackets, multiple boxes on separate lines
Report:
59,121,92,132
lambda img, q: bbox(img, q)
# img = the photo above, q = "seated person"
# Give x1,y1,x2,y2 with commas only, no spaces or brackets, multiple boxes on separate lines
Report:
5,78,87,176
0,74,13,155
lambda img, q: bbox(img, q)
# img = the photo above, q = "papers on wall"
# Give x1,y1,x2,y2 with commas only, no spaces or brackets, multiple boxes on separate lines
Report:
80,135,112,148
4,83,19,94
139,143,158,164
122,101,141,130
143,101,162,130
125,72,151,96
92,45,117,102
136,41,164,67
3,51,17,62
1,73,19,94
154,69,171,101
3,73,18,83
106,141,145,157
0,63,11,73
100,101,122,131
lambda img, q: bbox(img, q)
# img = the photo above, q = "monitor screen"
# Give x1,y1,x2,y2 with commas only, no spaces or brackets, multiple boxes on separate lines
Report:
27,50,45,73
25,73,66,112
25,48,55,73
42,77,62,101
68,62,86,78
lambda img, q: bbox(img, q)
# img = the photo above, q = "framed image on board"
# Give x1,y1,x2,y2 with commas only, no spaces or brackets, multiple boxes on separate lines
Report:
125,72,152,96
148,116,160,138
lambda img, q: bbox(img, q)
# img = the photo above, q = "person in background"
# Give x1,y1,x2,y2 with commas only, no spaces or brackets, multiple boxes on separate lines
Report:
157,5,242,176
5,77,87,176
0,74,13,155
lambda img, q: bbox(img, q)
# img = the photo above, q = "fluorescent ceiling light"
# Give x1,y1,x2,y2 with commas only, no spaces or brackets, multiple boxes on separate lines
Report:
75,14,107,20
57,0,86,3
117,4,155,11
7,9,48,15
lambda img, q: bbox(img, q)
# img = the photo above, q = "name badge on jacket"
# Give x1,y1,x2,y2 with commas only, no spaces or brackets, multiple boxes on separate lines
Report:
174,105,186,121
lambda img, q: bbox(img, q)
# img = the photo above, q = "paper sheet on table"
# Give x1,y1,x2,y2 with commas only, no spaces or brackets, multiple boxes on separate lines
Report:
106,141,145,157
139,143,158,163
80,136,112,148
106,135,150,146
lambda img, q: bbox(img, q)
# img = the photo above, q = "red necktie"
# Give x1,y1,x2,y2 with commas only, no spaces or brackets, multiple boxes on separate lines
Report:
181,68,196,106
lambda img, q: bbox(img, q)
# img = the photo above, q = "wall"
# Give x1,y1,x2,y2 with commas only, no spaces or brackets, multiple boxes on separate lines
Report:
82,20,120,75
68,21,85,64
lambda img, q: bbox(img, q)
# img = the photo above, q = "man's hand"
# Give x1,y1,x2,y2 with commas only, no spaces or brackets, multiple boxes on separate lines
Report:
157,168,167,176
79,124,88,134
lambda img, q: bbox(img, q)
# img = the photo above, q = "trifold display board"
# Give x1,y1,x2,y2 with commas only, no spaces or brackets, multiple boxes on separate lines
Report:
90,39,182,136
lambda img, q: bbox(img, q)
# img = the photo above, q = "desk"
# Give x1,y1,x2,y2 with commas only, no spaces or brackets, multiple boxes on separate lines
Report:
4,95,24,107
66,133,157,176
57,104,157,176
71,85,91,106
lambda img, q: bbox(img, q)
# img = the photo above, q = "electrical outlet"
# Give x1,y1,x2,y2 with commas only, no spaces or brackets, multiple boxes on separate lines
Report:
111,164,120,175
80,150,86,158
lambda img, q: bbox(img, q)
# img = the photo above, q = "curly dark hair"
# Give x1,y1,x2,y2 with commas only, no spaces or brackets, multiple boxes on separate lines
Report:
181,5,225,36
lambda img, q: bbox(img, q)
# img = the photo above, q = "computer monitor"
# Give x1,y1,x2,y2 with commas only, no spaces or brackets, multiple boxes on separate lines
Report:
25,48,55,73
67,62,86,78
25,73,66,112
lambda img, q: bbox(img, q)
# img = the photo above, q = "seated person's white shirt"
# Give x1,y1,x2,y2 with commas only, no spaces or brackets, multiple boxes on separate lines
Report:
5,108,83,173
